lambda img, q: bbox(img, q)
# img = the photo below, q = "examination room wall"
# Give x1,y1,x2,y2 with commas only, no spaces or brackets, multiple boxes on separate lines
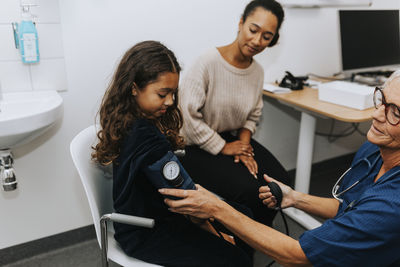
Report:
0,0,398,250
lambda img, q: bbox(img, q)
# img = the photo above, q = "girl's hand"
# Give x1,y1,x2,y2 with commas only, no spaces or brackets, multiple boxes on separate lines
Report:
221,141,253,157
159,185,222,220
259,174,295,209
234,155,258,178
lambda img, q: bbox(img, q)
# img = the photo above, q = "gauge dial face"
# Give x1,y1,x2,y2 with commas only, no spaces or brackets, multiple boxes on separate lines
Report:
163,161,180,181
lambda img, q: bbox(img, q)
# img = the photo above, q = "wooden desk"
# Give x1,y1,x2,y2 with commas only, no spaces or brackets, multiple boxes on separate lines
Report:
263,86,373,122
263,86,373,229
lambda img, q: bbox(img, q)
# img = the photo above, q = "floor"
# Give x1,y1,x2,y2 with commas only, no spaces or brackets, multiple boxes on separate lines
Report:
3,215,304,267
2,153,354,267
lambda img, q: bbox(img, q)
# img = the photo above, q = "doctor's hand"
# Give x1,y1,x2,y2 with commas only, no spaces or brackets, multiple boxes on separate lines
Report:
159,185,223,220
259,174,295,209
234,155,258,178
221,141,254,157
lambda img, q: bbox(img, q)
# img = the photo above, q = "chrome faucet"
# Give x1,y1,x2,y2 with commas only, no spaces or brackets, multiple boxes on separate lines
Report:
0,150,17,191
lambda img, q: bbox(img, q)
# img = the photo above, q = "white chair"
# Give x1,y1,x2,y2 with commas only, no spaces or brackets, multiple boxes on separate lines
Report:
70,125,160,267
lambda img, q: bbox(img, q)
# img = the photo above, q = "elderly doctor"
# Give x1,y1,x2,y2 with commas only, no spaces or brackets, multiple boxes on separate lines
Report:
160,70,400,266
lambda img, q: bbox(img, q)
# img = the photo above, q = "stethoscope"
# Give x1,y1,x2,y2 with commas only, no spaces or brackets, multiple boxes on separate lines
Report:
331,149,381,203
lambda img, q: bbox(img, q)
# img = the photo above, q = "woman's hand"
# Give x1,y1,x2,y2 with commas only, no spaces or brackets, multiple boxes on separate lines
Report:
259,174,296,209
159,185,222,220
234,155,258,178
221,141,254,157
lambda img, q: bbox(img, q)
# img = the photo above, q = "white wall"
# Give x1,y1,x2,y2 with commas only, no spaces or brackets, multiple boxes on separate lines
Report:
0,0,67,92
253,0,399,167
0,0,398,249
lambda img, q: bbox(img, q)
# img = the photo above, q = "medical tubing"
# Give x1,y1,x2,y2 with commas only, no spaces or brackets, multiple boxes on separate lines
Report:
277,209,288,236
265,209,289,267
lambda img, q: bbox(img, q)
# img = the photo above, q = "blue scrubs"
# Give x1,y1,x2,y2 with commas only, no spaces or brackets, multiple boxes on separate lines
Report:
299,142,400,267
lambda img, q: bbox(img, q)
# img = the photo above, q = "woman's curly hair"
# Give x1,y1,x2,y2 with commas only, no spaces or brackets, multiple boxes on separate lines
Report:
92,41,184,166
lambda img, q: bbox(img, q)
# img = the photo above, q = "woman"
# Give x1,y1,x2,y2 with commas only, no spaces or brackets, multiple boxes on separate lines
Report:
92,41,253,267
179,0,289,226
161,71,400,266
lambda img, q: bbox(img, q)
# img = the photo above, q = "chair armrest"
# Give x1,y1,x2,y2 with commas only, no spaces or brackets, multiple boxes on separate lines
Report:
100,213,154,267
108,213,155,228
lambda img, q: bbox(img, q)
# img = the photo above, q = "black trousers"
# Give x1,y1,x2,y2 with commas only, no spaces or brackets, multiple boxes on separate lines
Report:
129,207,253,267
181,132,290,226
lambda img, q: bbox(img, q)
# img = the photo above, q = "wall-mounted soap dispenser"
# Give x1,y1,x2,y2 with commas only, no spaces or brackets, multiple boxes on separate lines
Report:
12,0,40,64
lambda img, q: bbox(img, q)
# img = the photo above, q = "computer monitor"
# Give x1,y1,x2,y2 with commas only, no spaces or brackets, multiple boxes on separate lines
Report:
339,10,400,74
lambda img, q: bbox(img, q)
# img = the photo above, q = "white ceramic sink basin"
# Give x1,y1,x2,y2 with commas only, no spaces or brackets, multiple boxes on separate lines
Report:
0,90,63,149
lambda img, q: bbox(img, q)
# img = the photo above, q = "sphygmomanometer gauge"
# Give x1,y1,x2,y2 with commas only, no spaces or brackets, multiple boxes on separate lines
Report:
162,161,184,187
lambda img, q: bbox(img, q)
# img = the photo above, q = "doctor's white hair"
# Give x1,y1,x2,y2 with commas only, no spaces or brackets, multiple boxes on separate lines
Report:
384,69,400,87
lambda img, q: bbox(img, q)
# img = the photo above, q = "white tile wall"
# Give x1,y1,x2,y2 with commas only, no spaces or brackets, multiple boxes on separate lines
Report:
0,0,67,92
0,0,20,24
0,25,20,61
0,61,32,92
33,0,61,23
36,24,64,59
31,58,67,91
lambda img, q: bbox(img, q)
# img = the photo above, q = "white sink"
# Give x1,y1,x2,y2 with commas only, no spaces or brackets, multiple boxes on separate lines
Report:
0,90,63,149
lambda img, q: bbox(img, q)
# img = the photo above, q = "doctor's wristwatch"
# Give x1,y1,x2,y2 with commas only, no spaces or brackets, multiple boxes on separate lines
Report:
162,161,184,187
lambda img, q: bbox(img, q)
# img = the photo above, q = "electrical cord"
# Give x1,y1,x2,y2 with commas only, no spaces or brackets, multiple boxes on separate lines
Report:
315,120,368,143
353,123,368,137
316,120,356,142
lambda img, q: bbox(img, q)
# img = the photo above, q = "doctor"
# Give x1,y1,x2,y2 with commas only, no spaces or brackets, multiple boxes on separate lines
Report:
160,70,400,266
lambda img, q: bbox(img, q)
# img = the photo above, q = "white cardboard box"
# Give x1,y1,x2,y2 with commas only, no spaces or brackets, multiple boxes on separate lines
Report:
318,81,375,110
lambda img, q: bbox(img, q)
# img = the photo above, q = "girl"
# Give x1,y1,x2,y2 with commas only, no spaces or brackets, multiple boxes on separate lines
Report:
179,0,290,227
92,41,252,267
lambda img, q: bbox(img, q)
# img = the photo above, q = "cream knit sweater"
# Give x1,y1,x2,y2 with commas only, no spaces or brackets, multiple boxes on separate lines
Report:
179,48,264,155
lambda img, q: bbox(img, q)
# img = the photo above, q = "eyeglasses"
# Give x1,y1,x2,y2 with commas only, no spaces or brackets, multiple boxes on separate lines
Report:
373,87,400,126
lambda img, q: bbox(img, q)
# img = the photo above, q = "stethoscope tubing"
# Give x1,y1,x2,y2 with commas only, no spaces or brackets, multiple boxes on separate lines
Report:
331,150,378,203
332,167,359,202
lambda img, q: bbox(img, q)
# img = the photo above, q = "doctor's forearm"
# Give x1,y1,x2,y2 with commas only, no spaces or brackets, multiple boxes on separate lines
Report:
291,190,339,219
214,201,311,267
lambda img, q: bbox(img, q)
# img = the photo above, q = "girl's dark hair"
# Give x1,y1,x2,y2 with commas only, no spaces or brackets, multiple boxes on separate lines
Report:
242,0,285,47
92,40,184,165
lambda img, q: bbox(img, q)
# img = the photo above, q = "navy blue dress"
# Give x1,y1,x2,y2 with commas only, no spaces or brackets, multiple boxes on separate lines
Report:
113,119,253,267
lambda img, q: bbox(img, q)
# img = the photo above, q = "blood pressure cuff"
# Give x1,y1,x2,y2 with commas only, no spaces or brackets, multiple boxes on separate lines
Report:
144,151,196,191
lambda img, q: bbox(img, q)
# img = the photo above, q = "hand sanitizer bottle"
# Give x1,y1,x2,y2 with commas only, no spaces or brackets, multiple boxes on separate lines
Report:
18,9,39,64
